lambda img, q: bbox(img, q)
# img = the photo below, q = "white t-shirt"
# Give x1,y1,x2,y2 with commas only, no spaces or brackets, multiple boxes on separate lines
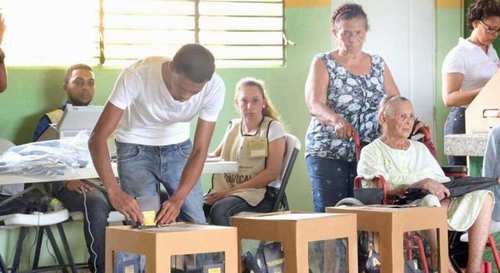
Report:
442,38,499,95
108,56,225,146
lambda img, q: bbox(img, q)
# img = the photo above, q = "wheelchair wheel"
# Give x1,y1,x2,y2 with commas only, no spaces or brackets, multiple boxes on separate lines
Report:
335,197,365,207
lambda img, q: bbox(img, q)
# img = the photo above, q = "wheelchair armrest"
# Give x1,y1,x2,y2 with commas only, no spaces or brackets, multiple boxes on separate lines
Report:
353,175,390,204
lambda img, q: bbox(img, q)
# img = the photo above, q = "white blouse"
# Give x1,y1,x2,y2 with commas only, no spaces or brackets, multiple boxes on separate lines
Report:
442,37,499,96
357,139,449,189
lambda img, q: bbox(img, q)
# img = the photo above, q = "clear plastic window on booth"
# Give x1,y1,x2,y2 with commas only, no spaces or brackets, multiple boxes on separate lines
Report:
403,229,441,273
356,229,442,273
113,251,226,273
309,238,349,273
240,239,284,273
240,238,350,273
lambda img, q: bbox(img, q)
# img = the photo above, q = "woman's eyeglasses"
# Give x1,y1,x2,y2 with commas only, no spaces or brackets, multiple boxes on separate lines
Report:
480,20,500,34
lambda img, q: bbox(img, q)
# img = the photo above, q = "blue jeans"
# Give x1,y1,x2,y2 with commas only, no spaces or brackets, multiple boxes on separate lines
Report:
204,188,276,226
52,183,111,273
482,125,500,221
306,156,356,212
444,107,466,166
483,125,500,178
116,140,206,224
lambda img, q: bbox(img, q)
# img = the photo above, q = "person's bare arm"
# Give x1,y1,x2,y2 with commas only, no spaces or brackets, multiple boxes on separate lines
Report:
305,56,353,138
208,141,223,158
0,15,5,45
383,63,400,97
64,180,96,193
0,48,6,92
156,118,215,224
0,16,7,93
410,178,450,200
442,72,480,107
89,102,143,223
205,137,286,205
208,123,232,158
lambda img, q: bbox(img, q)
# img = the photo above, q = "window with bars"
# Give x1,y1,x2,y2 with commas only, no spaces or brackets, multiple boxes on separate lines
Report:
1,0,97,66
1,0,285,67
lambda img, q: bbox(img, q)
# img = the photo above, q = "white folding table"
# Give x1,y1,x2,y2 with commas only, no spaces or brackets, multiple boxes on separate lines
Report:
0,161,239,185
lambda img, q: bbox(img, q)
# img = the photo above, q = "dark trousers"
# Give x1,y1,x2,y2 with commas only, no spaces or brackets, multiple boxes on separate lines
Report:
0,194,29,215
204,188,276,226
52,182,111,273
444,107,466,166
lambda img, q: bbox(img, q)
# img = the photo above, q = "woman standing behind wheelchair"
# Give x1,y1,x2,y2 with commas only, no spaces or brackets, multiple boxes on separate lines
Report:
204,78,286,226
443,0,500,166
304,3,399,212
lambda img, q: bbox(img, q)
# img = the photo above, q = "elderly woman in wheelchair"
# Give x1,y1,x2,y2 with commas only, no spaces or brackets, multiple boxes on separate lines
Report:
354,96,494,273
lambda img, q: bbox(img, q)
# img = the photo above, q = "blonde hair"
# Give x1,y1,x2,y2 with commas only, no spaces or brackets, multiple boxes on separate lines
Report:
235,77,281,121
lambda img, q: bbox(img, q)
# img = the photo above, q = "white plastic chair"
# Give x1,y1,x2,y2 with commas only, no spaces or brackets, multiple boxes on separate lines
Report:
0,209,76,273
0,139,77,273
269,133,301,211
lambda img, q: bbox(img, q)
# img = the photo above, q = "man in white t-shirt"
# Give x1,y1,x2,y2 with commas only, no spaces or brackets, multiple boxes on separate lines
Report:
89,44,225,225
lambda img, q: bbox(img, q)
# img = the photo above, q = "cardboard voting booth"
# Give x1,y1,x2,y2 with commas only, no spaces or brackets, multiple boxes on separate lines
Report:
231,211,358,273
106,223,238,273
466,70,500,134
327,206,448,273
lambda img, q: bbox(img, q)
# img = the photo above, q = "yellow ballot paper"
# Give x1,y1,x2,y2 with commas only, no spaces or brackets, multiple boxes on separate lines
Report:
142,210,156,226
208,268,222,273
135,195,160,228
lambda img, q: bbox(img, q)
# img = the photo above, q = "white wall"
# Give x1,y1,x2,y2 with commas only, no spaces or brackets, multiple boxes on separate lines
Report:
332,0,436,133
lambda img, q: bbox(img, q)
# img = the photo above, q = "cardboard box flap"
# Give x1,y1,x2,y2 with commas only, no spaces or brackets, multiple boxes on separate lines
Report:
110,222,234,234
466,70,500,133
233,210,348,222
256,213,339,221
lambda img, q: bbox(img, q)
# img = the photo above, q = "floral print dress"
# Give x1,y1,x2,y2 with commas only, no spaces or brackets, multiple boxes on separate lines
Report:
305,52,387,162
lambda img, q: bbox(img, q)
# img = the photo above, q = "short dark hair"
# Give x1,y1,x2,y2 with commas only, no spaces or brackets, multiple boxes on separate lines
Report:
172,44,215,83
64,64,93,84
468,0,500,30
331,3,369,30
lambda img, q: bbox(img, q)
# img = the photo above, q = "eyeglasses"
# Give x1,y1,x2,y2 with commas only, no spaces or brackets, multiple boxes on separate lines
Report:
480,20,500,34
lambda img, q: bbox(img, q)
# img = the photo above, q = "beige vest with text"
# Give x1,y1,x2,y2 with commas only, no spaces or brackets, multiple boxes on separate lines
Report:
211,117,273,206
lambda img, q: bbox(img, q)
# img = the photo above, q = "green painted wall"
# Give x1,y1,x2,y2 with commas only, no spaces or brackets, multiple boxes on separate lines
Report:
435,3,464,164
0,6,330,268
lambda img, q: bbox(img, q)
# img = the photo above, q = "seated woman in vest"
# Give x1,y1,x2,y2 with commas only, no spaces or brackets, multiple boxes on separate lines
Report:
358,96,494,273
204,77,286,226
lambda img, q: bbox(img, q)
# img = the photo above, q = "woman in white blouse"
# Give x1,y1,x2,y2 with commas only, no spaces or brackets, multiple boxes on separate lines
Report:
358,96,494,273
442,0,500,165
